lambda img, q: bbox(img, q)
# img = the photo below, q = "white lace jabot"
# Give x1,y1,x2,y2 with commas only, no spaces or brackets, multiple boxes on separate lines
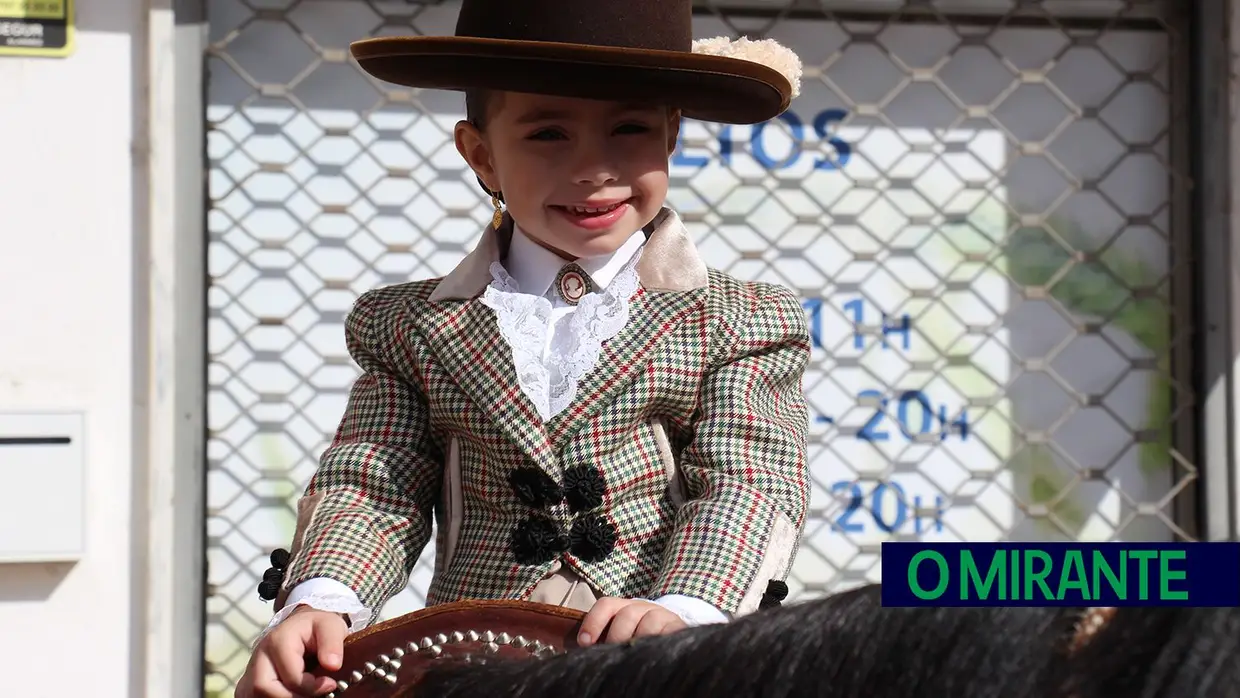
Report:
479,225,645,422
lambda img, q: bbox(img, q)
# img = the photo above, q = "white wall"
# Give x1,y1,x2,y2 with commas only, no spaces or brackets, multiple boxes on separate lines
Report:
0,2,143,694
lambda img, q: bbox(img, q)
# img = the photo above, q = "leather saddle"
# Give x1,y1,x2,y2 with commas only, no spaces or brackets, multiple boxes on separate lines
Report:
315,599,587,697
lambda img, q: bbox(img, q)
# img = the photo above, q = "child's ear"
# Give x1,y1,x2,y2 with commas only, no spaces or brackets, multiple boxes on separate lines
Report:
665,109,682,154
454,120,499,192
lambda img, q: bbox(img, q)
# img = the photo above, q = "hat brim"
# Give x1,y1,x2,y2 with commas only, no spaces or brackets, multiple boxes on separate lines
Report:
350,36,792,124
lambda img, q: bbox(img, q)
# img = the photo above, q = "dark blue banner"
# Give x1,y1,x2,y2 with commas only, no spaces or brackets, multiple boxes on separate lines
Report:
880,542,1240,607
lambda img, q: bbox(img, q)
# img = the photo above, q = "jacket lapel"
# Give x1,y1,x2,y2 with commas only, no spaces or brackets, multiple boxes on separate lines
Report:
410,207,710,462
408,214,556,470
546,286,706,444
547,208,710,444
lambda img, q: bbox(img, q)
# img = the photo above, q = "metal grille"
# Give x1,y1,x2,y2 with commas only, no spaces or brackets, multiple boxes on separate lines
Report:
203,1,1193,694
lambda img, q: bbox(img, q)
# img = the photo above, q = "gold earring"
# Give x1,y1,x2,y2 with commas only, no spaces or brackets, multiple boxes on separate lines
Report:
491,194,504,230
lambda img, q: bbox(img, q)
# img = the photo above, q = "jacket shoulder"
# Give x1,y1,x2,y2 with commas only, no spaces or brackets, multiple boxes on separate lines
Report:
353,278,443,315
344,279,447,348
705,268,803,313
701,269,807,363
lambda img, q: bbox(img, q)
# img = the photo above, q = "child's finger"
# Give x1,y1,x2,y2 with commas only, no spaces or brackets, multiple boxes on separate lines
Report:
632,610,681,638
271,635,320,695
307,676,338,697
578,597,626,645
248,653,297,698
601,604,648,644
309,615,348,672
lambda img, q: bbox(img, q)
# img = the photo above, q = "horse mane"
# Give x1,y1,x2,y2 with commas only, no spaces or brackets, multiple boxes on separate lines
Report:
1067,606,1240,698
413,584,1077,698
408,585,1240,697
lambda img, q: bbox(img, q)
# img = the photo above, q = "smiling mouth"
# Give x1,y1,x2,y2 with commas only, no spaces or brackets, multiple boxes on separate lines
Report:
555,201,627,215
550,199,632,229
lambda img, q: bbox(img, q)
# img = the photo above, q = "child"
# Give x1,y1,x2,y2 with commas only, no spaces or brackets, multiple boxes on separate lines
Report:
236,0,810,695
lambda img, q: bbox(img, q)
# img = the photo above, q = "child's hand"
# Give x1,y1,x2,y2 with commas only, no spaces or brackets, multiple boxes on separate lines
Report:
577,597,688,646
235,606,349,698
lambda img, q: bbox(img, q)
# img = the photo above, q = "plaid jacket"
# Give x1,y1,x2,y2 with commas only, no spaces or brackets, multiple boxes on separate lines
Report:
275,208,811,621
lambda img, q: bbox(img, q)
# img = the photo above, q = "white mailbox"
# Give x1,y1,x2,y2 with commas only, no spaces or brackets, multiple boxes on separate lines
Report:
0,412,85,562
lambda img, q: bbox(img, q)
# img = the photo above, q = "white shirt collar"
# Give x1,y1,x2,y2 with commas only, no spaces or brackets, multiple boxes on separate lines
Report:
506,224,645,298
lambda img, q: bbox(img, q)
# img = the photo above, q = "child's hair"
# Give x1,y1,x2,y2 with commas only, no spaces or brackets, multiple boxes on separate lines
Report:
1067,606,1240,698
465,89,494,130
411,584,1078,698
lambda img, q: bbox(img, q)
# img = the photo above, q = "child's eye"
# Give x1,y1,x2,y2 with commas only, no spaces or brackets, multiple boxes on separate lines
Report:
527,128,567,141
615,123,651,135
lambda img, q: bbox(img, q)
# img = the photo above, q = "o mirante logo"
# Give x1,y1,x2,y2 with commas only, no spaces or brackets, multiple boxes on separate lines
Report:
882,542,1240,607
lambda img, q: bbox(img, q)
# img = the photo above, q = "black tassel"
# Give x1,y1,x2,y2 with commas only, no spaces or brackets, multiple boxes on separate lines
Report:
508,467,564,509
563,465,607,513
759,579,789,609
569,512,617,562
257,548,291,602
510,515,570,565
270,548,291,569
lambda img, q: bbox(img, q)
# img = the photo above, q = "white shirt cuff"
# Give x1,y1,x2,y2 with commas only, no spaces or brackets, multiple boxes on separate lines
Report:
652,594,731,626
255,578,372,647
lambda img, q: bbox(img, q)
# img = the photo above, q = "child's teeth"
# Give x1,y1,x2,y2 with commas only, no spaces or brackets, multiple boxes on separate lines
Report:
570,203,620,214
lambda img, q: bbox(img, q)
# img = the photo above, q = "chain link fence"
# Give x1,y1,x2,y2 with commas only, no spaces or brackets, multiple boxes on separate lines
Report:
204,0,1194,693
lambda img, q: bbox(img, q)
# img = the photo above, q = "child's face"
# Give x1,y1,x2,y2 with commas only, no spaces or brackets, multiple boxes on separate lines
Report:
455,92,680,260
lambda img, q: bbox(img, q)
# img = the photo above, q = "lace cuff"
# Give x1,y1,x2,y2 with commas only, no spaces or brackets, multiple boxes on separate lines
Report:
652,594,731,626
253,593,373,649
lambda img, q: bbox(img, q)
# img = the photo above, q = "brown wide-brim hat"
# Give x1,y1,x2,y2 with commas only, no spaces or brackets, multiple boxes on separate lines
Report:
349,0,803,125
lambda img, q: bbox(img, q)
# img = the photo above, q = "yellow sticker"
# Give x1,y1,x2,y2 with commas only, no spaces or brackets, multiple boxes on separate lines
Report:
0,0,65,20
0,0,72,57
